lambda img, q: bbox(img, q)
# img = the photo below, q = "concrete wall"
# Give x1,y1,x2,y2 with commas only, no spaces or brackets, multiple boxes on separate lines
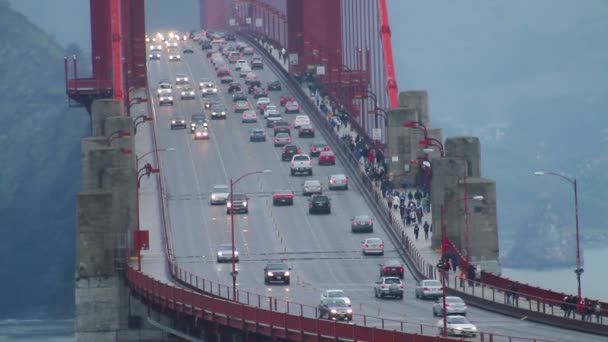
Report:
445,136,481,177
430,157,466,249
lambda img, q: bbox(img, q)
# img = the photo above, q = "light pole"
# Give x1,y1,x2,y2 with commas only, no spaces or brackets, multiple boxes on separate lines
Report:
106,130,131,146
534,171,583,308
135,148,176,271
230,169,272,301
440,195,484,337
403,121,445,157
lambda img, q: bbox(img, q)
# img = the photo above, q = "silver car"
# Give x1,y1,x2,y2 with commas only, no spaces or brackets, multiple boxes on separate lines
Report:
216,243,239,263
273,132,292,147
374,277,404,299
433,296,467,316
362,237,384,255
328,174,348,190
320,289,351,307
437,316,478,337
302,180,322,196
210,184,230,205
415,279,443,299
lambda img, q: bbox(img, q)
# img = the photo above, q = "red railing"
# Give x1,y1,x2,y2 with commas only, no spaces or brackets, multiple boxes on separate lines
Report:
66,78,113,95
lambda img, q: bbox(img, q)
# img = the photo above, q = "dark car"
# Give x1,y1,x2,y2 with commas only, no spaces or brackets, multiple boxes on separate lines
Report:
210,103,227,120
217,68,231,77
226,193,249,214
310,143,330,157
281,145,301,161
220,75,234,84
251,60,263,70
318,299,353,321
273,190,295,206
351,214,374,233
273,121,292,136
309,195,331,214
264,262,291,284
201,41,212,50
227,82,242,93
298,125,315,138
380,259,405,279
268,80,282,91
232,91,247,102
253,87,269,99
249,128,266,142
170,117,187,130
190,113,208,132
183,45,194,53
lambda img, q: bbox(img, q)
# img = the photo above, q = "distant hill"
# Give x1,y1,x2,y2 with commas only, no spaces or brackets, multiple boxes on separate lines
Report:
0,2,89,319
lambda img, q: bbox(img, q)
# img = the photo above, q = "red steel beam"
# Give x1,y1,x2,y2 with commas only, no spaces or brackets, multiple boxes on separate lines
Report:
378,0,398,107
111,0,123,103
90,0,112,85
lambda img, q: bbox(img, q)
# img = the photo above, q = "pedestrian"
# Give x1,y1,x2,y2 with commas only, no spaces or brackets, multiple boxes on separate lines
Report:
407,191,414,201
422,194,431,213
392,194,400,211
405,208,411,226
580,298,587,321
467,264,475,287
423,221,430,239
512,284,519,306
414,189,422,206
459,270,466,288
561,296,571,318
387,193,393,209
505,284,512,304
585,299,594,322
409,210,416,227
474,265,482,285
414,224,420,240
399,202,405,221
416,206,424,224
594,301,602,323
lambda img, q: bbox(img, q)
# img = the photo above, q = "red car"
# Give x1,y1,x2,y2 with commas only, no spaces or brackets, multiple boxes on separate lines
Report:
280,95,295,106
318,151,336,165
272,190,295,206
310,143,330,157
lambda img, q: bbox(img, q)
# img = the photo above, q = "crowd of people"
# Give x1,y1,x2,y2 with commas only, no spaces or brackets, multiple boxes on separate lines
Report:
561,295,603,322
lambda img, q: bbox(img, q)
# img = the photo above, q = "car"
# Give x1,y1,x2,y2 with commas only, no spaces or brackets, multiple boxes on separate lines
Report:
193,127,210,140
235,59,248,70
280,95,295,106
249,128,266,142
273,121,292,135
203,96,221,110
267,80,282,91
291,154,313,176
362,237,384,255
351,214,373,233
374,277,404,299
318,299,352,321
170,117,186,129
293,115,311,128
226,193,248,214
264,262,291,285
232,92,247,102
256,97,271,110
175,74,189,85
242,47,255,56
200,81,218,96
273,133,292,147
157,82,173,95
285,101,300,114
220,75,234,84
244,73,259,84
210,104,227,120
159,93,174,106
201,41,213,50
150,44,162,51
415,279,443,299
281,145,301,161
166,40,178,48
380,259,405,279
239,64,252,77
437,316,478,337
433,296,468,317
168,53,181,61
210,184,230,205
250,54,262,63
302,180,322,196
273,190,295,206
263,105,278,118
234,100,251,113
328,174,348,190
241,110,258,123
183,45,194,53
217,68,231,77
266,112,283,128
227,82,242,93
310,143,330,157
318,151,336,165
251,60,263,70
298,125,315,138
309,195,330,214
148,53,161,60
190,113,208,132
228,53,241,64
320,289,352,307
216,244,239,263
180,87,196,100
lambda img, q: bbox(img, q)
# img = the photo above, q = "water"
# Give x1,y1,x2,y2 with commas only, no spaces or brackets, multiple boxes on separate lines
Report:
0,319,74,341
502,246,608,301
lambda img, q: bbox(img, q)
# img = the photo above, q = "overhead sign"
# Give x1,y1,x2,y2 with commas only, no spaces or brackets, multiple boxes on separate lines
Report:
255,18,263,28
372,128,381,140
229,18,236,26
288,53,299,65
246,17,252,24
316,65,326,75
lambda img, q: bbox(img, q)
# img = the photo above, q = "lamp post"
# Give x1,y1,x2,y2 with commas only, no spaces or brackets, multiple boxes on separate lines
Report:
440,195,484,337
106,130,131,146
135,148,176,271
133,114,153,134
230,169,272,301
403,121,445,157
534,171,583,307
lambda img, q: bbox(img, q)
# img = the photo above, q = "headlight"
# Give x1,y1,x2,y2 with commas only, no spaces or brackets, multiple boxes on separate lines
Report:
234,251,239,256
196,132,202,136
346,309,352,313
213,89,218,92
191,123,196,126
242,201,247,207
226,202,231,208
168,97,173,101
202,131,208,136
284,271,290,276
181,92,186,96
211,194,216,199
221,112,226,115
217,251,223,256
203,122,208,127
344,298,351,305
330,309,337,314
171,120,176,124
267,272,273,276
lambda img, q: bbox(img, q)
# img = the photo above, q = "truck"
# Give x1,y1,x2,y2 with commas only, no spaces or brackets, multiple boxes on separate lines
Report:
290,154,313,176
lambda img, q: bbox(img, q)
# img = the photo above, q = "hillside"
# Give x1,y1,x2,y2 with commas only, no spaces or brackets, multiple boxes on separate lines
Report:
0,1,89,319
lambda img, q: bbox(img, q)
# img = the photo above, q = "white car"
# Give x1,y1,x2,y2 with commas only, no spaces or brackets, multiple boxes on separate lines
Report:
180,88,195,100
168,53,181,61
216,244,239,263
256,97,271,109
293,115,311,128
210,184,230,205
239,64,252,77
175,74,189,85
320,289,352,307
157,83,172,95
148,53,161,60
437,316,478,337
362,238,384,255
264,105,278,118
235,60,248,70
415,279,442,299
149,44,162,51
241,110,258,123
266,112,283,128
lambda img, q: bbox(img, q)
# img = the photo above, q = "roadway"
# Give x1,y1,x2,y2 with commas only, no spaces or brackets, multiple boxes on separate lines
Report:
143,37,604,342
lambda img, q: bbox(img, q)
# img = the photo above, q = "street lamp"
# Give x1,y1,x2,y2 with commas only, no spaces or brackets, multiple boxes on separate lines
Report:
403,121,445,157
133,114,153,134
106,130,131,146
230,169,272,301
134,148,176,271
439,195,484,337
534,171,583,308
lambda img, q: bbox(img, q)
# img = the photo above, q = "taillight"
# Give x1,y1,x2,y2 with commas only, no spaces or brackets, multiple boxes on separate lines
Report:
282,150,286,154
342,179,348,183
309,161,313,165
287,138,292,142
400,267,404,272
400,284,404,288
367,220,372,225
297,149,302,153
291,162,295,166
354,221,359,225
275,138,279,142
311,129,315,132
364,244,369,248
381,284,386,289
379,244,384,248
299,129,304,133
384,267,389,273
423,287,429,291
